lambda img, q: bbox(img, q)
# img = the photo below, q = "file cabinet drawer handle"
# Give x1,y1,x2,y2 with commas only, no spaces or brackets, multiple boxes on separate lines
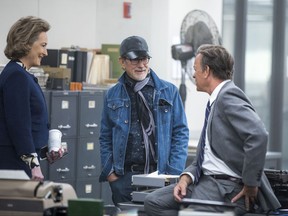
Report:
56,167,70,172
83,165,96,170
85,123,98,128
58,124,71,129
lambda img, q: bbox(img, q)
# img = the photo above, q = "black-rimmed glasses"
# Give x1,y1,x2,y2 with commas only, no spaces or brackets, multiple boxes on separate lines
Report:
125,57,150,65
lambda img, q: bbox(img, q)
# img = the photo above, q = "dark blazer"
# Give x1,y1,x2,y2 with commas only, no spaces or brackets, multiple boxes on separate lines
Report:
185,81,281,211
0,61,49,177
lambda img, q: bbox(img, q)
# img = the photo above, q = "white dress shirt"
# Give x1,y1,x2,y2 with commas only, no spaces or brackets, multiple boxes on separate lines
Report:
202,80,241,178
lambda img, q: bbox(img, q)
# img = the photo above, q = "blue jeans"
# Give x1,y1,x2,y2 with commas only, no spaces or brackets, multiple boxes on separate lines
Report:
109,170,142,206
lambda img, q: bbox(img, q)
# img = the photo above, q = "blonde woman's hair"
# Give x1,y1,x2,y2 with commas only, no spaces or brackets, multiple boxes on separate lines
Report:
4,16,50,60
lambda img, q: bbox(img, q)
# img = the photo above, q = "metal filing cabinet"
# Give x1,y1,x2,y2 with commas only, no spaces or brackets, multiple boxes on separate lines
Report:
43,90,51,115
75,178,101,199
78,91,103,137
48,138,76,181
50,91,78,138
42,89,113,204
40,90,51,179
48,91,78,188
101,182,113,205
76,136,101,199
76,137,100,178
75,90,104,199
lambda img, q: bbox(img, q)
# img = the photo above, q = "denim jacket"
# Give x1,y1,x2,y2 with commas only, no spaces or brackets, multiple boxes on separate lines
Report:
99,69,189,182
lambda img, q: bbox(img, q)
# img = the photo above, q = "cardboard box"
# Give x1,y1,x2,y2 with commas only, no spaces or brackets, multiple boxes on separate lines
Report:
41,67,71,80
41,67,71,90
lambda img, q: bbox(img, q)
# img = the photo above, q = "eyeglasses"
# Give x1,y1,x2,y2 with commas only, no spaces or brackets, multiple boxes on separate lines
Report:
125,57,150,65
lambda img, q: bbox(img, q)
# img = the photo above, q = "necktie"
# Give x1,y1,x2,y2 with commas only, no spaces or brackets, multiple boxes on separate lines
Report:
194,101,211,184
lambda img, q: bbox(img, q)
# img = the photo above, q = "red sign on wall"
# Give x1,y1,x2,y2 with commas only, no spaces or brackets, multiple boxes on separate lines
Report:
123,2,131,19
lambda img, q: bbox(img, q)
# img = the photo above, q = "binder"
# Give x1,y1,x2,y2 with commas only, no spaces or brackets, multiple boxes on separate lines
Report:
42,49,87,83
59,49,87,82
41,49,60,67
75,51,87,82
101,44,122,79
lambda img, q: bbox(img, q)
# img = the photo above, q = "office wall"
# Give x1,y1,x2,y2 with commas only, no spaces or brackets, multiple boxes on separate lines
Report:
0,0,98,63
0,0,223,138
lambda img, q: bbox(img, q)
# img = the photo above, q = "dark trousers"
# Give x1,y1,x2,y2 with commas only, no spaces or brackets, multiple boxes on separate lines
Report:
109,170,142,206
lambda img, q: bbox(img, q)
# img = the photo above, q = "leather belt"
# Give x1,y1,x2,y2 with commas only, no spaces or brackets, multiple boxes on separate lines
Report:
210,174,243,185
124,164,157,172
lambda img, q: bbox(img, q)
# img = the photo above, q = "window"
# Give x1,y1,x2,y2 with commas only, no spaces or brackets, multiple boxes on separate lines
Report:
223,0,287,169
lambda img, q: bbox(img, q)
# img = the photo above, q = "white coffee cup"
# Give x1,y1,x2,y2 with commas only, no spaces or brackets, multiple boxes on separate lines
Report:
48,129,62,152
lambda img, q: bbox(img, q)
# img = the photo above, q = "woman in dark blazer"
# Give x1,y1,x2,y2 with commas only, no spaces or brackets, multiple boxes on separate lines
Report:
0,16,51,181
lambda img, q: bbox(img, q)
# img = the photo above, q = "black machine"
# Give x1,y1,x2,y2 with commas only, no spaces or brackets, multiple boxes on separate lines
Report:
171,44,194,106
0,177,77,216
265,169,288,209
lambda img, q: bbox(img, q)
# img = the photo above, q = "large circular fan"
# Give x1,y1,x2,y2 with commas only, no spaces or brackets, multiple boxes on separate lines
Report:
172,10,222,107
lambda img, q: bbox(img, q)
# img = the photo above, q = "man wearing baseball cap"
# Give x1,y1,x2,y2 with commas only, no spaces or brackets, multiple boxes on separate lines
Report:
99,36,189,206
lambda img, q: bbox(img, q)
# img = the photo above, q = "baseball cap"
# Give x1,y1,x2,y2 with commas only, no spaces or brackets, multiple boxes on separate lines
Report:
120,36,151,59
